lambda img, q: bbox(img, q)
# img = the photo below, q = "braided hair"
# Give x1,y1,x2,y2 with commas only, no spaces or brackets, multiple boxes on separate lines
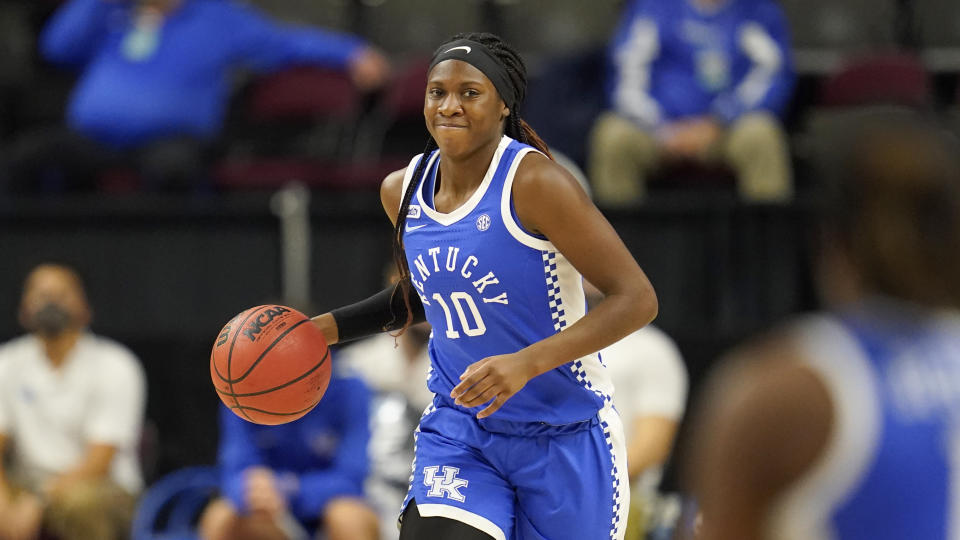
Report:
388,32,553,335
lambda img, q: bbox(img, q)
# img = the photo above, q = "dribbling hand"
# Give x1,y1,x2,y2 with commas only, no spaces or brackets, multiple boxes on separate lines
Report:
451,351,537,419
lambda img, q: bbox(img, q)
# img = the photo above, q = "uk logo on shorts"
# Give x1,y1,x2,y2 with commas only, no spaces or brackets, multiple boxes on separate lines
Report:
423,465,468,502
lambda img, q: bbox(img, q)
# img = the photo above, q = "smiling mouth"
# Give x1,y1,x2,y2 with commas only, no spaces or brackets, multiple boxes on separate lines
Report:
436,123,467,129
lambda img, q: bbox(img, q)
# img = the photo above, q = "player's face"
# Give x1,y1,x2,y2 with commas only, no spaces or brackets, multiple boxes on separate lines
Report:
425,60,510,158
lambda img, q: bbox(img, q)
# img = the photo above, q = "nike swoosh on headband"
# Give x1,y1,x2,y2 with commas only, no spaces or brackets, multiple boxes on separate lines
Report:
444,46,472,54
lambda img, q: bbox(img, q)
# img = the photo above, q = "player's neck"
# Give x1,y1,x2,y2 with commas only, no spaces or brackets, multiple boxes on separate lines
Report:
37,330,82,369
436,136,501,201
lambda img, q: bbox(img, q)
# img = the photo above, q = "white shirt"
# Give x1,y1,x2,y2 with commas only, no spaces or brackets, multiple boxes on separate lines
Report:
0,333,146,493
337,333,433,412
602,325,688,492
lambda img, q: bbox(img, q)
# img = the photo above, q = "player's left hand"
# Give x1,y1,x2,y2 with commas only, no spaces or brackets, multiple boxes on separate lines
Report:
451,352,537,419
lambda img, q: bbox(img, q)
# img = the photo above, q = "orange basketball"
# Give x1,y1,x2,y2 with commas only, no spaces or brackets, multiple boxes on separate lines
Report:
210,305,330,425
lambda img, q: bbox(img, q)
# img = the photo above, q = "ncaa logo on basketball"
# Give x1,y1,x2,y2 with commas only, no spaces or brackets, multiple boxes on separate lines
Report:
243,306,291,342
408,205,422,219
476,214,491,231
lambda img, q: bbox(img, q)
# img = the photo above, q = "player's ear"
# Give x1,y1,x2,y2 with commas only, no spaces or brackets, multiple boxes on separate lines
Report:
501,106,510,121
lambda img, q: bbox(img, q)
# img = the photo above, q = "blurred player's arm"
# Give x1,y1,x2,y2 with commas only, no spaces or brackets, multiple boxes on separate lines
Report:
710,3,795,124
40,0,116,66
626,416,679,480
686,338,832,540
290,378,372,520
52,349,146,497
311,168,426,345
608,1,662,129
227,3,388,91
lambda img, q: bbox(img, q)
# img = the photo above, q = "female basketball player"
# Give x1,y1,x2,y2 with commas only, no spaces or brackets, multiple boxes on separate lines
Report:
686,112,960,540
312,33,657,540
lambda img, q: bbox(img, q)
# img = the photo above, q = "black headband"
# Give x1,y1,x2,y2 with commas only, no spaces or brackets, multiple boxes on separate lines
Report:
429,39,519,111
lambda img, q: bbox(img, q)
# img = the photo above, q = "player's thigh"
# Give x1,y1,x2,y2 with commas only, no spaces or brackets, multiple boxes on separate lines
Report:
402,406,514,540
512,407,630,540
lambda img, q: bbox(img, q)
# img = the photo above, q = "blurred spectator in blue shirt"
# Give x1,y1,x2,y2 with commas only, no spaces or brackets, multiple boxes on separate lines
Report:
2,0,388,194
589,0,795,205
199,372,379,540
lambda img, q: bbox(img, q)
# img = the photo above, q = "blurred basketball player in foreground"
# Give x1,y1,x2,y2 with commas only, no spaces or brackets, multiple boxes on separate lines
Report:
687,111,960,539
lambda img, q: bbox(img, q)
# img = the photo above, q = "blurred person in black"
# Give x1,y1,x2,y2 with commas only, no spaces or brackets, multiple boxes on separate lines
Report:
687,112,960,540
1,0,388,194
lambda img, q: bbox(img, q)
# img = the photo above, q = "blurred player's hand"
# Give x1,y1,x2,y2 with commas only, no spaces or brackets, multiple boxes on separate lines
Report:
451,352,537,419
348,47,390,93
659,118,722,159
244,467,288,517
1,493,42,540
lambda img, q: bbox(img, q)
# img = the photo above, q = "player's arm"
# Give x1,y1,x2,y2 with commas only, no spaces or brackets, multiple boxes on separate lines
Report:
453,154,657,417
0,433,9,496
686,337,833,540
515,154,657,363
40,0,115,66
310,168,425,345
626,416,679,480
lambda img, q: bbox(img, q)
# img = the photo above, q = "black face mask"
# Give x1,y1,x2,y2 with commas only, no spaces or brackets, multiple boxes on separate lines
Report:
29,303,74,337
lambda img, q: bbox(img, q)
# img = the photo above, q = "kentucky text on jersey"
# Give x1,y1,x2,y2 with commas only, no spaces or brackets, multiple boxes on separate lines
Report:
409,247,509,309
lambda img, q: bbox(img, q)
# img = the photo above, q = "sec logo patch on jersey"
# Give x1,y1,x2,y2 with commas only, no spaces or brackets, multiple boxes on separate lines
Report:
476,214,491,231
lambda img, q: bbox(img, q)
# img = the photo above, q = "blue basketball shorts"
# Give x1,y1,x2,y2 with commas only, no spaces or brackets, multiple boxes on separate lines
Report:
399,398,629,540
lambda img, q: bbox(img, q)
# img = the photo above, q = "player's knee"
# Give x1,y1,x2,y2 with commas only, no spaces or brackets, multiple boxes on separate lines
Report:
590,113,646,155
47,480,108,519
323,497,379,540
728,112,786,155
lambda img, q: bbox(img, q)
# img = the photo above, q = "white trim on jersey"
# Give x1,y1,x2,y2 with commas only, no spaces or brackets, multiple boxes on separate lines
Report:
416,504,507,540
499,146,553,251
501,144,615,401
599,402,630,540
417,136,511,227
767,315,882,540
400,153,424,206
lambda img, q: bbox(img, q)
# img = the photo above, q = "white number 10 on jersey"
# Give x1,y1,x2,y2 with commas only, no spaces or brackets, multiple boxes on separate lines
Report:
432,292,487,338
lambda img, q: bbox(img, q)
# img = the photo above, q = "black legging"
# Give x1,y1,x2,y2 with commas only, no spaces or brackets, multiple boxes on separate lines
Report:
399,500,495,540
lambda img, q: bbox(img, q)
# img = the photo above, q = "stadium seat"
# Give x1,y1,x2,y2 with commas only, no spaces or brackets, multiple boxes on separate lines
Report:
354,57,431,160
914,0,960,71
247,0,356,32
215,66,377,190
493,0,622,66
819,53,931,108
131,466,219,540
778,0,898,73
360,0,488,59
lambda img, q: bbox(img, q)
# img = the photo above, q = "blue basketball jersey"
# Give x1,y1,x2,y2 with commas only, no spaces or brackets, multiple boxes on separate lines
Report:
773,302,960,540
399,135,613,431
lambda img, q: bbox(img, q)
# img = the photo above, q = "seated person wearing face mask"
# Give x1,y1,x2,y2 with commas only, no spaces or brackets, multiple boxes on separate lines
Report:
0,264,146,540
